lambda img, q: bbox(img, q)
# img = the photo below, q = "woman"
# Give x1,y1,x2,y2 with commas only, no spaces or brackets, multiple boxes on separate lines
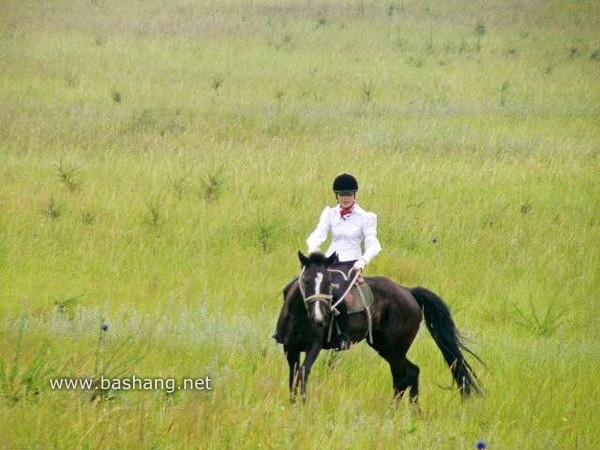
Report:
305,173,382,350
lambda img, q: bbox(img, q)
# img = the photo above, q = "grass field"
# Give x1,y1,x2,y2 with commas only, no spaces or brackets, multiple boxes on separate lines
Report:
1,0,599,448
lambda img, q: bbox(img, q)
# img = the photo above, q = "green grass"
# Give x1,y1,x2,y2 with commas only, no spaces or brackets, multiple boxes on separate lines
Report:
1,0,599,448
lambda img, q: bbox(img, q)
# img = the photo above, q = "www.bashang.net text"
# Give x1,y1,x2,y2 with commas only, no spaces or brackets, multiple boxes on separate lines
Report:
49,375,212,394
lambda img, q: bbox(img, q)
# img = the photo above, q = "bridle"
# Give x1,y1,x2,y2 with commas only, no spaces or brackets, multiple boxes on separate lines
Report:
298,266,333,310
298,262,365,344
298,264,361,309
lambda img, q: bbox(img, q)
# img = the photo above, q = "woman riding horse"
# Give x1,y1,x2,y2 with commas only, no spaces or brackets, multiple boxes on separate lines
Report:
276,173,381,350
277,251,483,402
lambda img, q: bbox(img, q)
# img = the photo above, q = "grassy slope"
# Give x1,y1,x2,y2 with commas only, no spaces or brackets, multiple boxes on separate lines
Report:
1,0,599,448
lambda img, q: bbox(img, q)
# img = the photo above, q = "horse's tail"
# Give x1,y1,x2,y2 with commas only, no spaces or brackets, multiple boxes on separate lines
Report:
410,286,483,397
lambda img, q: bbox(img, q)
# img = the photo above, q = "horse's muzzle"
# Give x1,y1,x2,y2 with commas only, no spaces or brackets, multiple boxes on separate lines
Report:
304,294,332,325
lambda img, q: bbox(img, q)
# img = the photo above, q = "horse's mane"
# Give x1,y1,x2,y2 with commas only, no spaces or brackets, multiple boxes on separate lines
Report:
298,250,337,269
306,251,329,265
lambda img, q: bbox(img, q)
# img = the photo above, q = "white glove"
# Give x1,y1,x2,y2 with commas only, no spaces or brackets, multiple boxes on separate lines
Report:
308,247,321,255
352,259,366,272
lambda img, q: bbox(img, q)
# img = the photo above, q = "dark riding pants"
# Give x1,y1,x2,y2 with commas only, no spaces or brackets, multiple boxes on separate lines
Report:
329,260,356,338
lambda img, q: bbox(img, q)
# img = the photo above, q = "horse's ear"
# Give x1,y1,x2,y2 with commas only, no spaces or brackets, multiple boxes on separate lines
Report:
326,252,337,266
298,251,309,267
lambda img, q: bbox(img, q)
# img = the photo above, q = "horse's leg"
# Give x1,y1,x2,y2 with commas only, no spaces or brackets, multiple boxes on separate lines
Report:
405,359,420,403
299,342,322,401
389,356,420,404
274,280,299,343
286,350,301,402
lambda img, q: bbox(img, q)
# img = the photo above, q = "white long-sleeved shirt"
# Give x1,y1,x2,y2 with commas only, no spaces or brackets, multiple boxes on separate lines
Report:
306,203,382,265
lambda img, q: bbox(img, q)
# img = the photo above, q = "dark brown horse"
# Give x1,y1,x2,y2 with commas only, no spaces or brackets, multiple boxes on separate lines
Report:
274,251,483,402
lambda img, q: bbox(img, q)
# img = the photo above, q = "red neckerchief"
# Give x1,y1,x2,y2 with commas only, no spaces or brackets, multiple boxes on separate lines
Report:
340,205,354,219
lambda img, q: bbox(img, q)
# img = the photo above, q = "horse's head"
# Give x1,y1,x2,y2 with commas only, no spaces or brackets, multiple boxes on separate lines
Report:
298,251,337,326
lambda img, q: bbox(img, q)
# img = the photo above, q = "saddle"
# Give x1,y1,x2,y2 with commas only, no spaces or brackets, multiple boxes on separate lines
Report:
331,280,375,344
345,282,374,314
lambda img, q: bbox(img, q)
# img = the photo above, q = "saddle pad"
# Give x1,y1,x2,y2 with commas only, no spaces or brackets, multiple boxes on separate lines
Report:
346,283,374,314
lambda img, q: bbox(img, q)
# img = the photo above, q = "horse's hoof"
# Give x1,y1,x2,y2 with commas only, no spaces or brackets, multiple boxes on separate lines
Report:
337,336,351,351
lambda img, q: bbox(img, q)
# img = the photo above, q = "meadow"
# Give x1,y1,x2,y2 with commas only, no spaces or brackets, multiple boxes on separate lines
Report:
1,0,599,448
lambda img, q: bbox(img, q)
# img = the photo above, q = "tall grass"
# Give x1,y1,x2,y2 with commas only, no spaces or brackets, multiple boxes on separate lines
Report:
1,0,599,448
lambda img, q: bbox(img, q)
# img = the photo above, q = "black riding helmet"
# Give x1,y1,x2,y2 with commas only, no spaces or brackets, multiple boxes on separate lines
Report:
332,173,359,194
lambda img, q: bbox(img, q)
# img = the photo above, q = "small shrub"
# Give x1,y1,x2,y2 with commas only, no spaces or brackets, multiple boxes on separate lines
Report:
499,81,511,106
0,318,55,404
81,211,98,225
145,198,163,226
360,81,374,103
520,200,533,215
211,76,223,93
258,224,275,253
46,197,61,219
387,3,405,17
316,17,327,28
474,22,486,37
55,295,84,319
406,56,424,68
89,322,149,404
55,160,80,192
201,173,223,203
94,34,106,46
0,348,54,404
511,299,564,337
111,88,122,103
569,46,580,58
170,173,190,200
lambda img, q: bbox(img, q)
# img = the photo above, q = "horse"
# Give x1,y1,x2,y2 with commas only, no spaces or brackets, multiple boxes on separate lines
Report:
274,251,483,403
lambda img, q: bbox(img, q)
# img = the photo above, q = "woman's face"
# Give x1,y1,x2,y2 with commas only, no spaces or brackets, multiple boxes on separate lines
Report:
336,192,356,209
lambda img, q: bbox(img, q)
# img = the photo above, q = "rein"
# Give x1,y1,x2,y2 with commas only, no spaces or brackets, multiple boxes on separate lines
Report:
329,268,373,344
298,265,360,313
330,269,361,313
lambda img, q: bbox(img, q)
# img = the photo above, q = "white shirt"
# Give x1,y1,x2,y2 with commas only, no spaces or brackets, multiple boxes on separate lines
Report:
306,203,382,265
